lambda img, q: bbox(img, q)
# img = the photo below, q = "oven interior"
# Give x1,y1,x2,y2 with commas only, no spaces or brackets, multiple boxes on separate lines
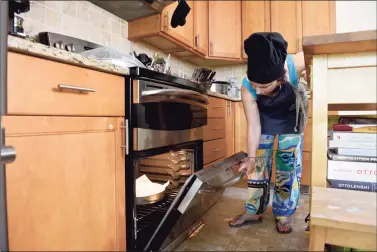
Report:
135,149,194,249
130,141,203,251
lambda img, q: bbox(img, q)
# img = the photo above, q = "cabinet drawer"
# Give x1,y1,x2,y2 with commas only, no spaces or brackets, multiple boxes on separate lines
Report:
203,138,226,164
7,52,125,116
204,118,226,141
208,97,226,118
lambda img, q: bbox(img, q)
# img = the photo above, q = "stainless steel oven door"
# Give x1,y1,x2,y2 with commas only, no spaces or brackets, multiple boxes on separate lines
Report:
132,79,208,151
142,152,248,252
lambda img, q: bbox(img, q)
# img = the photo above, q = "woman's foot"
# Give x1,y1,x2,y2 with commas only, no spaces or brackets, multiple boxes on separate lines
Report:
229,212,262,228
275,217,292,234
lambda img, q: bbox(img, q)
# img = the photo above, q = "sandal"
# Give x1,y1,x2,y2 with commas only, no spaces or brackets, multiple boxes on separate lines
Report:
229,214,263,228
275,218,292,234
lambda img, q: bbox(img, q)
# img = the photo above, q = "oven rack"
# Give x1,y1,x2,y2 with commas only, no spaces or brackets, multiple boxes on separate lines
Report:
136,187,180,232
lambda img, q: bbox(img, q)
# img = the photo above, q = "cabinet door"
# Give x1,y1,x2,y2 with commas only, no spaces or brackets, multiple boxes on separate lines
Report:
270,1,302,54
302,1,335,36
226,101,235,157
3,116,126,251
161,1,194,48
242,1,271,58
193,0,208,56
208,1,241,59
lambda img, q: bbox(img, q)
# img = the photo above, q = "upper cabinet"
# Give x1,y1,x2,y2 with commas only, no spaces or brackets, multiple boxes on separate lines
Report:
242,1,271,58
208,1,242,59
270,1,302,54
161,1,194,48
302,1,336,36
193,0,209,56
128,0,335,66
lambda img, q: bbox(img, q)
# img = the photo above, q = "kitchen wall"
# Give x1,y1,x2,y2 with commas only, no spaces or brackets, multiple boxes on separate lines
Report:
214,1,377,85
20,1,197,77
336,1,376,33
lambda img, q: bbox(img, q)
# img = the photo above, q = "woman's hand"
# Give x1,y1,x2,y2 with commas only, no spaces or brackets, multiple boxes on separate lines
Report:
238,157,256,175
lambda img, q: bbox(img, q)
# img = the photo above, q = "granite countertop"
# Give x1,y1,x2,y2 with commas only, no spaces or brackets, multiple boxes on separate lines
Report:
7,35,129,76
206,91,241,102
7,36,241,102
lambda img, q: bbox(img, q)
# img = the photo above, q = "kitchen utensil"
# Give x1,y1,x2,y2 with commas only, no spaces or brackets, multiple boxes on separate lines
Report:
136,175,170,205
133,51,152,66
209,80,231,95
164,53,171,73
207,71,216,83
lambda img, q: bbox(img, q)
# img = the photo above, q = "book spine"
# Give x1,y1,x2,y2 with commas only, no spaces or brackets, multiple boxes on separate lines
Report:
329,140,376,149
327,160,377,183
332,132,377,143
330,154,377,163
329,179,377,193
336,148,377,157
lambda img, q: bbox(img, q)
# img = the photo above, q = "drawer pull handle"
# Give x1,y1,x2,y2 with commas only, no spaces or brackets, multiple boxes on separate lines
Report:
212,127,222,131
212,148,221,152
212,106,221,109
58,84,96,93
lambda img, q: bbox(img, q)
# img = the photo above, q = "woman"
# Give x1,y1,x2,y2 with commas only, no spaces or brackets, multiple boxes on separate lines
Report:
229,32,308,234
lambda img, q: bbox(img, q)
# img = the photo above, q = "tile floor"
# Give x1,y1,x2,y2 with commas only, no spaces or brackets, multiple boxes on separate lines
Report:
175,187,310,251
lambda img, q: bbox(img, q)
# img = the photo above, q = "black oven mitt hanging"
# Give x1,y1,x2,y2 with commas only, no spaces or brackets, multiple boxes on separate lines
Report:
171,0,191,28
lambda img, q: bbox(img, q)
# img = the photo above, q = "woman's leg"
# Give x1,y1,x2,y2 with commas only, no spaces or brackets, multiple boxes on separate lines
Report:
229,134,275,227
273,134,303,233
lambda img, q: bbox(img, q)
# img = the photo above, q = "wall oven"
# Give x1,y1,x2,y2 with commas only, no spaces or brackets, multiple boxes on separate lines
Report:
125,67,246,252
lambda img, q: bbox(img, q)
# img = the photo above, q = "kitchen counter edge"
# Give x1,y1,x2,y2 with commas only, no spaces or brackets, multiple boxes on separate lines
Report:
7,35,129,76
206,91,241,102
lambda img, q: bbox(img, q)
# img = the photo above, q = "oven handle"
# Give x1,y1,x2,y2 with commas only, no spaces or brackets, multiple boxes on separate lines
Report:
141,89,209,108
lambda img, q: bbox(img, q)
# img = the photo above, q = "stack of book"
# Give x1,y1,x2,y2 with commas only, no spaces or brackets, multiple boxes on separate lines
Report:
327,117,377,193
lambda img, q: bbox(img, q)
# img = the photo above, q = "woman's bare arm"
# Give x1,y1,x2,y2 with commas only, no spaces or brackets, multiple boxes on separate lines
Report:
292,51,306,77
241,85,261,159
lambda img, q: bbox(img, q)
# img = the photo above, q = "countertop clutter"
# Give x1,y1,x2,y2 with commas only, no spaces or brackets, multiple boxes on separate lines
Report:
8,35,130,76
7,35,240,101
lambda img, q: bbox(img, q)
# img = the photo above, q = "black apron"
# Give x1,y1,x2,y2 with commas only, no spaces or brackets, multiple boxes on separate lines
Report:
257,82,299,135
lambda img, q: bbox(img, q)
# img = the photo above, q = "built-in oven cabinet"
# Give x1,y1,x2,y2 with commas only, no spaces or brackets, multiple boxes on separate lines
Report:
2,116,126,251
7,52,125,117
202,97,229,166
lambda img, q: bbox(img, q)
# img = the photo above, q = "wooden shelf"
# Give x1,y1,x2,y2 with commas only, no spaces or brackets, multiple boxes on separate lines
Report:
304,30,377,250
328,110,377,117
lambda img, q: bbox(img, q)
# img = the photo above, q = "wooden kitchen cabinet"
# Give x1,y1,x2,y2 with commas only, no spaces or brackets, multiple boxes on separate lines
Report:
3,116,126,251
161,1,194,48
302,1,336,37
208,0,242,59
193,0,208,56
7,52,125,117
270,1,302,54
242,1,271,59
226,101,235,157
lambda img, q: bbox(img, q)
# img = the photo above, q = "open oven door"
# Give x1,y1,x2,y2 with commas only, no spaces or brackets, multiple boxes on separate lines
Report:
143,151,248,252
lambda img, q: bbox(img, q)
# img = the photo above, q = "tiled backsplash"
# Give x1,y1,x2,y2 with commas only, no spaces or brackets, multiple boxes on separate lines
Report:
213,65,246,87
21,1,197,77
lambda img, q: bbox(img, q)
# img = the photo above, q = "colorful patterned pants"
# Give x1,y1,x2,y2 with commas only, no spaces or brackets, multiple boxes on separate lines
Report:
245,134,303,218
